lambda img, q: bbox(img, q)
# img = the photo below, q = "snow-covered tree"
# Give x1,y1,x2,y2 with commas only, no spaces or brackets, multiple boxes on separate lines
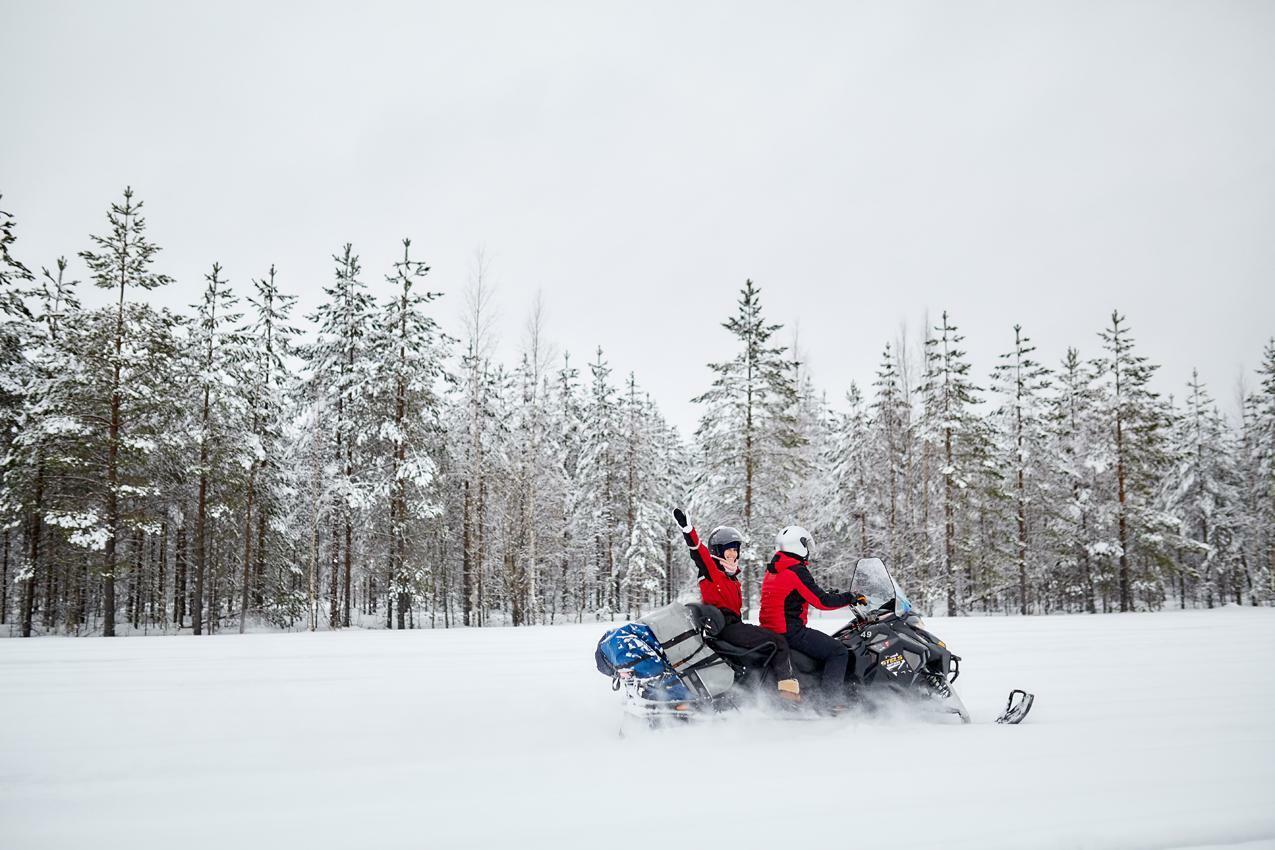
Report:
1046,348,1104,612
239,264,300,629
990,325,1053,614
1093,312,1171,611
691,280,801,616
920,311,983,616
1164,370,1240,607
578,347,621,618
868,342,912,572
368,239,448,628
0,198,36,632
77,188,174,636
186,263,247,635
305,244,375,628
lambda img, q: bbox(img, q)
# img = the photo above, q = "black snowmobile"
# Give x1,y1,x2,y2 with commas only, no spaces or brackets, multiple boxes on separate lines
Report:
603,557,1033,728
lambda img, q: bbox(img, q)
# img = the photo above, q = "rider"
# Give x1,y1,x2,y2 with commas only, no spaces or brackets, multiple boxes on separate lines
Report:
759,525,866,708
673,508,801,702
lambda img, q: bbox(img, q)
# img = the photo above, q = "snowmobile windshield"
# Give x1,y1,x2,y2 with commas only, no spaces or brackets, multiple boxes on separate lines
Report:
849,558,913,616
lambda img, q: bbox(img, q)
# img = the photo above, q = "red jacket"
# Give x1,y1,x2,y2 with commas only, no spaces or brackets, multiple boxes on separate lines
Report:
682,527,743,618
760,552,853,635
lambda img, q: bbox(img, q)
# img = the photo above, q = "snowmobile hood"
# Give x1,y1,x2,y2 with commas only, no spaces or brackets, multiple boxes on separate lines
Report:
767,551,805,573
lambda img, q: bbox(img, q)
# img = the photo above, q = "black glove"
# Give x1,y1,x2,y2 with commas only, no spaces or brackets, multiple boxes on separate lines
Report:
672,508,688,529
848,593,868,606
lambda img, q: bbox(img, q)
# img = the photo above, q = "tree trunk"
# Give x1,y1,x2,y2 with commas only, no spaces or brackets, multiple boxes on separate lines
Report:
174,523,187,625
207,532,218,634
193,387,211,636
1114,358,1132,613
343,519,352,627
462,478,473,626
1,527,8,626
329,512,340,629
254,511,266,608
156,522,167,628
478,478,487,626
944,427,956,617
21,464,44,637
131,527,144,629
239,469,256,634
104,375,122,637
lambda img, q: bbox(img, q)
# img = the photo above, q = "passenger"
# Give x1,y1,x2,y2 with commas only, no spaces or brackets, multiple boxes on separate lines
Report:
759,525,867,709
672,508,801,702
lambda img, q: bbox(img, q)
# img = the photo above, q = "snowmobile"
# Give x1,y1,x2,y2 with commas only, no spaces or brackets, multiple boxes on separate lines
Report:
596,557,1034,730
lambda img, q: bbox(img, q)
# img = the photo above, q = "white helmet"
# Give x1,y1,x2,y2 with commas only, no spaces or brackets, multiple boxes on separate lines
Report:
774,525,814,560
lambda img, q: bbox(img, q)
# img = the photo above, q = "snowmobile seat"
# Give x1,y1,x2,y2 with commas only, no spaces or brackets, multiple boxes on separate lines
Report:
708,638,774,659
707,638,779,673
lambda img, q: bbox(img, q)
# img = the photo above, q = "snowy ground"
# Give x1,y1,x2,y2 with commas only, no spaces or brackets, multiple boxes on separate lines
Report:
2,607,1274,850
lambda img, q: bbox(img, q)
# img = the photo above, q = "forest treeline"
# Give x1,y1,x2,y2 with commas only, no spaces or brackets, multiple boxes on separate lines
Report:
1,189,1272,636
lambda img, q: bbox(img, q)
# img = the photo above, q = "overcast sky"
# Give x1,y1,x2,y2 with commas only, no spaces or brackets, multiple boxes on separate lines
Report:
3,0,1273,433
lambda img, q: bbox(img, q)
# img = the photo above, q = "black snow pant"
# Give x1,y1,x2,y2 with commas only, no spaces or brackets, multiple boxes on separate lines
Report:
716,613,792,680
786,625,849,700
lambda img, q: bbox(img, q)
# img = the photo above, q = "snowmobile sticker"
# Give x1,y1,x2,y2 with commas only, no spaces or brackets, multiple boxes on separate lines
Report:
882,653,908,673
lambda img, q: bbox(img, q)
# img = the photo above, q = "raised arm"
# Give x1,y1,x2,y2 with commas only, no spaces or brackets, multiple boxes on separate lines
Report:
673,507,723,583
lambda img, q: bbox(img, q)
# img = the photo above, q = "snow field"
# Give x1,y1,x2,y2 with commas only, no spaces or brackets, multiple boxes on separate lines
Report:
2,607,1274,850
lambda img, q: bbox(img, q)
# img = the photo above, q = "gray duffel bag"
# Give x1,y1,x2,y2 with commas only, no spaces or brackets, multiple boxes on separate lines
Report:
638,603,736,698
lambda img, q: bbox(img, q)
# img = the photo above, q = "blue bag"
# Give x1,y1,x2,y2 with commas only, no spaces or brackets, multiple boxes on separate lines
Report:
595,623,693,701
595,623,668,679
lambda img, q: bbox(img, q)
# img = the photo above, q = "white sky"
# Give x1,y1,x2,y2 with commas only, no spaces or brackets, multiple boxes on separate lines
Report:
3,0,1273,432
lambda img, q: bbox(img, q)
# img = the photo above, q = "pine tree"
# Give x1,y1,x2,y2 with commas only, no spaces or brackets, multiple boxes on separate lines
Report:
828,383,874,560
787,350,834,565
238,265,299,631
369,239,447,628
618,387,667,618
691,280,801,616
990,325,1053,614
868,341,922,585
550,352,586,622
1094,312,1170,611
1047,348,1103,612
1165,370,1241,607
78,188,173,636
10,259,83,635
1245,340,1275,602
921,312,982,616
0,196,35,631
578,347,620,618
185,264,246,635
306,244,375,628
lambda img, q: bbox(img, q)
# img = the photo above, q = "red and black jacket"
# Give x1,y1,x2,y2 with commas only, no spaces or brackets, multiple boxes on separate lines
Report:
682,526,743,619
760,552,853,635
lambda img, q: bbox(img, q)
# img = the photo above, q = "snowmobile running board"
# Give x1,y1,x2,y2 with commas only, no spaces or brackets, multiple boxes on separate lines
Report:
994,689,1035,725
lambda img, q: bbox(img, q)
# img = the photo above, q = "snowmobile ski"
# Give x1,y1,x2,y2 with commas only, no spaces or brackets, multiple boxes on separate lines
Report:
994,689,1035,725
